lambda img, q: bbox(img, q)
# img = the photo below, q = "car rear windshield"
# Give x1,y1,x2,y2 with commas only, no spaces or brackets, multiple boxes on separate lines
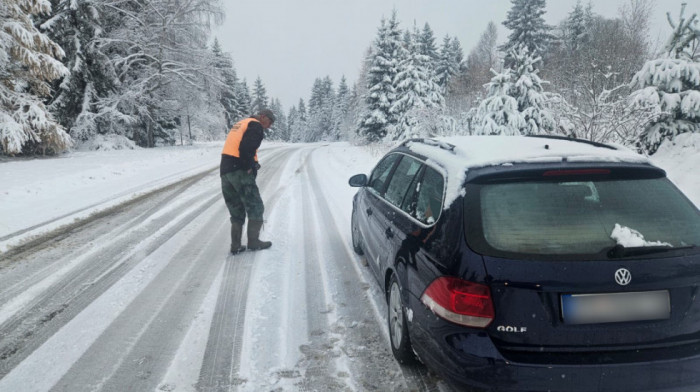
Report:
465,176,700,259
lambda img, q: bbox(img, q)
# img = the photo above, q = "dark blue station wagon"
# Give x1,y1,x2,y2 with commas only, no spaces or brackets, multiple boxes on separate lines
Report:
349,136,700,392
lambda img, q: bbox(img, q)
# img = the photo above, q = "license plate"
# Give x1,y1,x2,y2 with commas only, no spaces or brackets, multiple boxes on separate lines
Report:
561,290,670,324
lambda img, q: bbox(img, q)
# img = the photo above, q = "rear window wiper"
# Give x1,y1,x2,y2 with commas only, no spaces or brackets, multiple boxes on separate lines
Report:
607,244,696,258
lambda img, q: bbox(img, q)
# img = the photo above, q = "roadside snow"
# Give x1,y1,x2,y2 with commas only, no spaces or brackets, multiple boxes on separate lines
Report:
0,143,222,252
651,132,700,207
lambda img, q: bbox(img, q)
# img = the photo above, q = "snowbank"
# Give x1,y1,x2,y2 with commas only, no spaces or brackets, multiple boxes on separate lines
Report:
651,132,700,207
0,143,223,252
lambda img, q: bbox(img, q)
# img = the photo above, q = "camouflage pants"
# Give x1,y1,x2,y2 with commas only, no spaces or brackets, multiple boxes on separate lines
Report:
221,170,264,224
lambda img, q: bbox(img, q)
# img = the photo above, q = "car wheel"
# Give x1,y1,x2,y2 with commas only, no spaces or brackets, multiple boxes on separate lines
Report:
387,273,415,364
351,209,364,255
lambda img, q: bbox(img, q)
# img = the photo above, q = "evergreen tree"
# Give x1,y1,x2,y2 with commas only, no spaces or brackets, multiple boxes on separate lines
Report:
631,4,700,154
1,0,71,155
418,23,438,65
358,11,403,142
307,77,335,141
267,98,286,140
251,76,269,114
290,98,308,142
435,34,461,93
475,70,525,136
235,79,252,116
212,38,242,128
42,0,117,143
391,24,445,140
331,76,351,141
500,0,552,67
287,105,298,142
564,1,588,52
476,45,555,135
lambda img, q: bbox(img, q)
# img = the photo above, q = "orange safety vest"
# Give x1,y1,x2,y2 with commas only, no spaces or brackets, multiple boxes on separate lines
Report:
221,118,259,162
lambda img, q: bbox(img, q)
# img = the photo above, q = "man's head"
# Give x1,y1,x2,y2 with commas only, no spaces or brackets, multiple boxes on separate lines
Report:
256,109,276,129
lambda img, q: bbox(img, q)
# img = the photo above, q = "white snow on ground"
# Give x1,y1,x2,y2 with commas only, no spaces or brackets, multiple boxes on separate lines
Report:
0,143,223,252
651,132,700,207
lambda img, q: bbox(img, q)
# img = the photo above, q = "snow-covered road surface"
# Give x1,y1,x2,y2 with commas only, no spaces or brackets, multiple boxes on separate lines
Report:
0,144,451,392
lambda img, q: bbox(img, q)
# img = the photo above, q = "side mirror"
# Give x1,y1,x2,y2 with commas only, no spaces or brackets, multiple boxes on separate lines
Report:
348,174,368,187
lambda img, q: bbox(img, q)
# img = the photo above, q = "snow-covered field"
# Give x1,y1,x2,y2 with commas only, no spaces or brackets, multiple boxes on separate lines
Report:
0,136,697,391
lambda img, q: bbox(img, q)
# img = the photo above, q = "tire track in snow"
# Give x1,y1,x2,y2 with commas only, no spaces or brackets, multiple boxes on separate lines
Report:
51,205,229,392
0,186,224,391
305,148,451,392
0,176,222,380
196,145,309,391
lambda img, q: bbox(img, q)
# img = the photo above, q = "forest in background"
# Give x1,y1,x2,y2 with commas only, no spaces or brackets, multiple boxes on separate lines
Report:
1,0,699,156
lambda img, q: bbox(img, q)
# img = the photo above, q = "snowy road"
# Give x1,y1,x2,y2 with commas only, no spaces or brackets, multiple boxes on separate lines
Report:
0,144,451,392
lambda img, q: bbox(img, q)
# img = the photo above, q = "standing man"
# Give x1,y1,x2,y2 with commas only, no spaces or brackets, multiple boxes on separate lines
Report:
220,109,275,254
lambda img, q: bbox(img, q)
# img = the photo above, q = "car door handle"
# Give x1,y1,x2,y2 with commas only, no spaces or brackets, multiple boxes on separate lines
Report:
385,227,394,238
366,208,373,216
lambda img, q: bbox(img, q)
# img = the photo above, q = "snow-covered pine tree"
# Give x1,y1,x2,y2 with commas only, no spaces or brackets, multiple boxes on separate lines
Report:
235,79,252,117
290,98,308,142
286,105,297,142
212,38,243,129
390,23,445,140
331,76,351,141
564,1,589,52
500,0,552,68
41,0,117,144
307,77,335,141
358,11,403,142
1,0,71,155
267,98,286,140
251,77,269,115
631,4,700,154
435,35,460,94
475,70,525,136
418,23,438,66
510,46,556,135
475,45,555,136
318,76,336,140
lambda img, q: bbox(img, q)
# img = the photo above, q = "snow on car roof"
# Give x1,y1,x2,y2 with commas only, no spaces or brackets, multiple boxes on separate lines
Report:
404,135,651,210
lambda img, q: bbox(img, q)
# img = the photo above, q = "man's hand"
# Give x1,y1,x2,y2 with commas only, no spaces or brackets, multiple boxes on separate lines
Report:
248,162,261,178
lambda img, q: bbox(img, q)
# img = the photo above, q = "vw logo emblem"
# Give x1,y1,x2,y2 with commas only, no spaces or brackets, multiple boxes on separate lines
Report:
615,268,632,286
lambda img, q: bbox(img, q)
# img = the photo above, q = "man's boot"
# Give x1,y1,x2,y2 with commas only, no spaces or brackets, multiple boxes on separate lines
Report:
247,220,272,251
230,222,246,254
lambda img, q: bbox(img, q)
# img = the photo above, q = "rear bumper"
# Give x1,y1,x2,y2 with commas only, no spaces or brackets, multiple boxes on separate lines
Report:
408,299,700,392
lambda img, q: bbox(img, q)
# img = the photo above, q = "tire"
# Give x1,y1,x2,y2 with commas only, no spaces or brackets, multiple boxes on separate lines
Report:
351,209,364,255
387,272,416,364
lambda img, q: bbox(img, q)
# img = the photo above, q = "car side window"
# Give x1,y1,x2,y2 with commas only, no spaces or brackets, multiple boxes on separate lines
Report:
384,156,422,208
414,166,445,225
368,153,400,195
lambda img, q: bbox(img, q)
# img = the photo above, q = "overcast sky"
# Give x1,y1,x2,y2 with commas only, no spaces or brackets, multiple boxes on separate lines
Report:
213,0,698,110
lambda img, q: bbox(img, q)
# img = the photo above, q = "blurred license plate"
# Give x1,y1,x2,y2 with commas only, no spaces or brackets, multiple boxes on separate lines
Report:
561,290,670,324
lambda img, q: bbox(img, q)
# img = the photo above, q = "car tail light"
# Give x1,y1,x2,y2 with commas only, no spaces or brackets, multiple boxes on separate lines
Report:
420,277,494,328
543,169,610,176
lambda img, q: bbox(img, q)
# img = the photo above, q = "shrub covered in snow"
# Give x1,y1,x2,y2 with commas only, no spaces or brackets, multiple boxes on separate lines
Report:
630,5,700,154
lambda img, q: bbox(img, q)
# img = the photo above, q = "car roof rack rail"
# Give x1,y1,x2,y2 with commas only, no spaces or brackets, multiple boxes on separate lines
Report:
400,138,456,152
526,134,618,150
